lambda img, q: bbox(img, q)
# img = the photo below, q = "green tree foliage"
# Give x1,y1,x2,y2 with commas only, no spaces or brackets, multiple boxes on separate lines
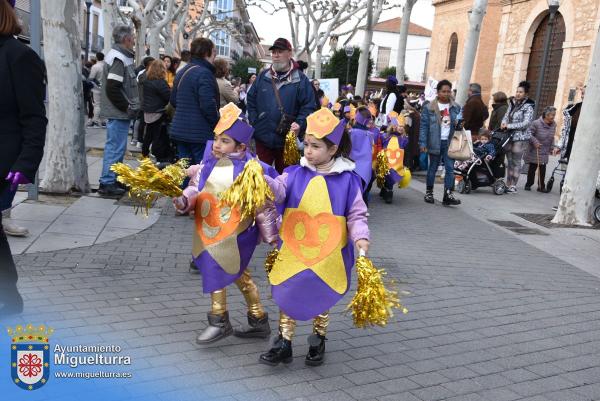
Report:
323,47,373,89
378,66,396,78
231,57,264,83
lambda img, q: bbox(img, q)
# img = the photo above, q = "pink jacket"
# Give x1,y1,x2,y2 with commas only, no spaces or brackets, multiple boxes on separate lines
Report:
265,157,370,244
180,156,279,244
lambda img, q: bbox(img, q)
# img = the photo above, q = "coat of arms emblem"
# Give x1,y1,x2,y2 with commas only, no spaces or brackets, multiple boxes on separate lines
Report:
7,324,53,390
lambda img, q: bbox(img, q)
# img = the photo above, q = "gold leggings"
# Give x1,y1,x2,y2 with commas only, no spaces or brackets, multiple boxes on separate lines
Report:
279,310,330,341
210,270,265,318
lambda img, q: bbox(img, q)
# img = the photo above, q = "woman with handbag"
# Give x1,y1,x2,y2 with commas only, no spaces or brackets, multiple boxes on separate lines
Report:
418,80,462,206
500,81,535,194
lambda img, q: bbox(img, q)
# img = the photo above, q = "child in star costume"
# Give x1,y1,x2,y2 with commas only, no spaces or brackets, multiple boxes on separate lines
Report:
349,106,377,205
378,112,409,204
260,107,370,366
173,103,279,344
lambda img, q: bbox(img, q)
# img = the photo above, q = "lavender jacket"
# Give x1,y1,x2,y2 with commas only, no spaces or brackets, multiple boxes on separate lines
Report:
523,117,557,165
265,157,370,244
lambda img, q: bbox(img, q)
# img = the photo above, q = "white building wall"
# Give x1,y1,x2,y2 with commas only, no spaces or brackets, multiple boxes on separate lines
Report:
352,29,431,82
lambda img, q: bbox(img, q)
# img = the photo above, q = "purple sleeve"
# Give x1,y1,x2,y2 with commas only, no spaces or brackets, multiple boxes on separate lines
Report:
181,163,204,213
265,172,288,204
255,200,280,244
347,189,370,244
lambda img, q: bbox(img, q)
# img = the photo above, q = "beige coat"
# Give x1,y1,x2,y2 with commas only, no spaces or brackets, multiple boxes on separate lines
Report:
217,77,239,107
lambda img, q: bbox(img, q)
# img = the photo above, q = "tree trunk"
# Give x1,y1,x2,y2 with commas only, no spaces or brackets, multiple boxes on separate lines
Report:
455,0,488,106
102,0,119,54
134,17,147,65
552,29,600,226
314,50,323,79
355,0,373,97
40,0,89,194
148,30,161,58
396,0,417,84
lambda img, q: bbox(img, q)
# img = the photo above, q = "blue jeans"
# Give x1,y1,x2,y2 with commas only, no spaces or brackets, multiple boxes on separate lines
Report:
426,140,455,190
100,119,130,185
176,141,207,188
176,141,206,165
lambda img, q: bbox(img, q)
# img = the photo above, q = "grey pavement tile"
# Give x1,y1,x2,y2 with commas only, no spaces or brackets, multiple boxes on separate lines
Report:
9,201,66,222
409,385,456,401
26,232,97,253
475,388,521,401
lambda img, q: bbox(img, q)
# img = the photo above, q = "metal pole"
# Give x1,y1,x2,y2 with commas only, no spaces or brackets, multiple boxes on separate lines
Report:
345,56,350,86
533,6,559,117
27,0,42,201
84,3,92,61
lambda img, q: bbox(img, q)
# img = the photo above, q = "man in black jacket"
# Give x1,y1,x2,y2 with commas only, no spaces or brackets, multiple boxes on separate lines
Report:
0,0,47,316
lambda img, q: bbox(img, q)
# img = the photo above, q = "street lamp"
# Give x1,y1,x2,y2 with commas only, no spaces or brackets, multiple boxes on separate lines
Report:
533,0,560,116
344,45,354,86
84,0,93,62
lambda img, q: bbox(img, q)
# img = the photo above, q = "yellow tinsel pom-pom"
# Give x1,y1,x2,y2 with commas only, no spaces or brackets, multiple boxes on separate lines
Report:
346,255,407,328
398,167,412,189
283,131,301,166
219,158,274,221
264,248,280,276
375,150,390,188
110,158,188,216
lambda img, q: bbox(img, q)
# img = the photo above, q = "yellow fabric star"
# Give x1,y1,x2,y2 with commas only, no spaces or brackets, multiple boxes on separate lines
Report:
269,176,348,294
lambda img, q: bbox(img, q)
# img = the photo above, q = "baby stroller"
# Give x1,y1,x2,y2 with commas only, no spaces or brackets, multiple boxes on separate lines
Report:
454,130,513,195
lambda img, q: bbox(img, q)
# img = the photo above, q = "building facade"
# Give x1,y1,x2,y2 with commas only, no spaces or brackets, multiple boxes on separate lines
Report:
353,17,432,82
427,0,600,115
427,0,503,102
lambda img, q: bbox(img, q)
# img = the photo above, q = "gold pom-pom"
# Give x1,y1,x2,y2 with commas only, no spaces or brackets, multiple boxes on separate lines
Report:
219,158,274,221
375,150,390,188
264,248,280,275
346,255,407,328
110,158,188,216
398,167,412,189
283,131,301,166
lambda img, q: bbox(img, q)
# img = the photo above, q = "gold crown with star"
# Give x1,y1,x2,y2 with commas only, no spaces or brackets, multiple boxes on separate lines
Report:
6,324,54,343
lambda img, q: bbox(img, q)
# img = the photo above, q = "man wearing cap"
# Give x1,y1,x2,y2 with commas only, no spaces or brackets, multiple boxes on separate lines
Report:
247,37,316,173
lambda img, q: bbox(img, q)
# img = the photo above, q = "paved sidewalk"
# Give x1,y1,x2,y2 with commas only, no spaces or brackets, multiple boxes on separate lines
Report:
4,186,600,401
411,158,600,278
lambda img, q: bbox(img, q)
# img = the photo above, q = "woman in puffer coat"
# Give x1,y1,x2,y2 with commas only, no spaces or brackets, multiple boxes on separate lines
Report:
501,81,535,193
523,106,557,192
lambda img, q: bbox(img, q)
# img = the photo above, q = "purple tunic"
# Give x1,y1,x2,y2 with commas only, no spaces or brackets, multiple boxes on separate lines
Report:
270,165,363,320
192,153,278,293
349,127,374,188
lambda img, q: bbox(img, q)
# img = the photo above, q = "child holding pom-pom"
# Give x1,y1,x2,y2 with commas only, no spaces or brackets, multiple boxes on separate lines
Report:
173,103,279,344
378,112,409,204
260,107,370,367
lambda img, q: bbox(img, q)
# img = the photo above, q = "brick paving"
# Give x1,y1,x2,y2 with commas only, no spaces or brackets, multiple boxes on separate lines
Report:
5,187,600,401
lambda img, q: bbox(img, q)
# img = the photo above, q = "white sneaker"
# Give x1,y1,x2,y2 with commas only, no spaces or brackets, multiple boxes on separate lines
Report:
506,186,518,194
366,212,370,217
130,139,137,146
2,221,29,237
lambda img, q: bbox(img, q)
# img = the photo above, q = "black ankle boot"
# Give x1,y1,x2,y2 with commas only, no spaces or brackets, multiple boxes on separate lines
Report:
196,312,233,344
383,188,393,204
424,189,434,204
234,312,271,338
259,335,293,366
305,334,326,366
442,189,461,206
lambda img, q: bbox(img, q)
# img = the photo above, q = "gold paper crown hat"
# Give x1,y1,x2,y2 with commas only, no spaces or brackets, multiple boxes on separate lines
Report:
7,324,54,343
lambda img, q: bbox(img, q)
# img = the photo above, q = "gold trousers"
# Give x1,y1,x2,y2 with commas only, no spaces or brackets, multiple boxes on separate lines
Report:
279,310,330,341
210,269,265,318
